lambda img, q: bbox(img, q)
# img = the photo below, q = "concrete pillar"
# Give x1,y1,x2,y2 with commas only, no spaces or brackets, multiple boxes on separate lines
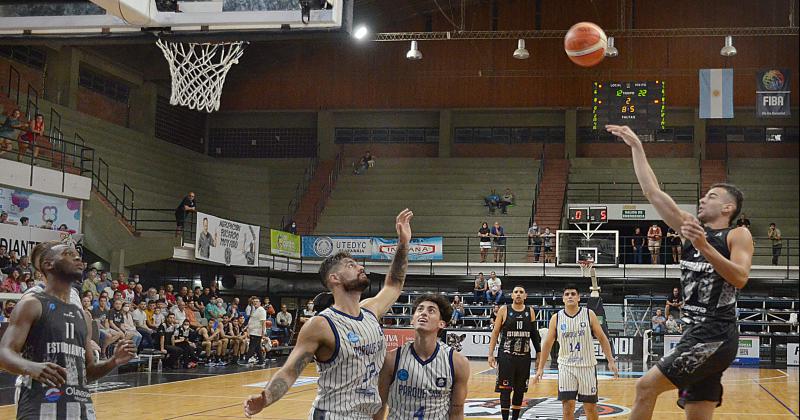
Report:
128,81,157,136
110,248,125,275
693,109,706,159
565,109,577,159
43,47,79,109
438,109,452,157
317,110,335,160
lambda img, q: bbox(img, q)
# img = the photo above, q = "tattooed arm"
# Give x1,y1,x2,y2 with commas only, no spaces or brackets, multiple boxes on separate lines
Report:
361,209,414,317
243,316,330,417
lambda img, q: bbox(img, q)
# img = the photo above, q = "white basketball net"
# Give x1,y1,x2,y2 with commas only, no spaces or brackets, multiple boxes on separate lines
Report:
156,39,247,113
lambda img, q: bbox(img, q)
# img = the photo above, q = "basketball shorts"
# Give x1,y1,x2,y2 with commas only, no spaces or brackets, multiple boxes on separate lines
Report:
495,356,531,392
657,320,738,408
557,364,598,403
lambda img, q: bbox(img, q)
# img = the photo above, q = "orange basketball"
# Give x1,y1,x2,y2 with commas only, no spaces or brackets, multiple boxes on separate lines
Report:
265,319,273,328
564,22,607,67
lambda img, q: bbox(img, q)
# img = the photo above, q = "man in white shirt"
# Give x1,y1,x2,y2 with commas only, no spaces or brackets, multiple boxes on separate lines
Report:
275,304,293,345
131,300,154,350
244,298,268,366
171,300,188,326
486,271,503,305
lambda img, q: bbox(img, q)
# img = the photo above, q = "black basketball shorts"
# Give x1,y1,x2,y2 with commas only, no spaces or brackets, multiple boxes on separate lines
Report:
495,355,532,393
656,319,739,408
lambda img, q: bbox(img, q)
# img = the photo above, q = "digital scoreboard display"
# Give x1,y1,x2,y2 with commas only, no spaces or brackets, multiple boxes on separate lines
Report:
568,206,608,224
592,81,666,130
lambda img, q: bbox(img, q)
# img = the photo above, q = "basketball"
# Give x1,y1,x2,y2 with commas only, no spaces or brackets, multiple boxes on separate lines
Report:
265,319,273,328
564,22,607,67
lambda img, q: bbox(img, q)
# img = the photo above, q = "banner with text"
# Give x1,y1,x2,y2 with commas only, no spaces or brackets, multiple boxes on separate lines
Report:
270,229,301,259
756,69,791,117
372,237,444,261
302,236,373,258
0,187,82,233
195,212,259,267
383,328,416,352
0,223,83,258
788,343,799,366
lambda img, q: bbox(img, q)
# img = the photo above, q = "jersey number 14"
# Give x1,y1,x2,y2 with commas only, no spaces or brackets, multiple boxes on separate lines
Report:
569,342,582,352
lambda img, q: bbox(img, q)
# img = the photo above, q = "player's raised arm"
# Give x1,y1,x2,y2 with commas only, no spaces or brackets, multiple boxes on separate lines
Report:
449,351,470,420
606,124,692,231
589,310,618,378
243,315,325,417
372,348,398,420
487,305,507,368
361,209,413,316
534,314,558,383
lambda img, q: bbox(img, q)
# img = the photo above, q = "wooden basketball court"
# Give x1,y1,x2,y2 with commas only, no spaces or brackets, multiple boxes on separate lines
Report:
1,362,796,419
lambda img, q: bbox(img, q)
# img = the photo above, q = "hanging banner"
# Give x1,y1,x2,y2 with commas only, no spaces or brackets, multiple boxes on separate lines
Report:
699,69,734,119
756,69,791,117
270,229,301,259
787,343,799,366
302,236,373,258
372,237,444,261
194,212,259,267
0,187,82,233
382,328,416,352
0,223,83,257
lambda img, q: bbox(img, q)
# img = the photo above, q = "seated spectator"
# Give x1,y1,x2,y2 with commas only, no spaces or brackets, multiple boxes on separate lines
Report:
93,296,123,356
498,188,514,214
1,268,22,293
275,304,293,345
489,304,500,328
484,189,501,214
1,250,19,274
478,222,491,263
111,300,142,354
485,271,503,305
450,296,464,327
297,299,316,333
490,221,506,263
16,256,32,277
473,273,487,304
17,113,45,162
665,287,683,321
227,297,241,317
132,300,155,350
0,300,15,322
19,217,29,226
205,297,226,320
0,212,17,226
665,314,681,334
160,313,183,367
263,296,276,317
651,308,666,334
0,109,26,157
353,150,375,175
172,319,199,368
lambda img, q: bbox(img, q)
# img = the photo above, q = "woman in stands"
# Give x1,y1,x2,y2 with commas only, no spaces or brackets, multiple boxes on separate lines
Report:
479,221,491,262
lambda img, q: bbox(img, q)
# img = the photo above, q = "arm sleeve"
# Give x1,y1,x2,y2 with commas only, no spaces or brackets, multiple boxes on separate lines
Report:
530,321,542,353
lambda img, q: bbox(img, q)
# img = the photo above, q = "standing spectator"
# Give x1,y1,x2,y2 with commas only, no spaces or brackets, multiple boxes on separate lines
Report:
736,213,751,230
499,188,515,214
665,315,681,334
275,304,293,345
486,271,503,305
542,227,555,263
1,250,19,274
0,109,26,157
665,287,684,321
651,309,666,334
631,227,645,264
450,295,464,327
297,299,316,332
17,113,44,161
0,245,9,271
244,297,267,366
768,223,782,266
263,296,276,317
647,223,662,265
96,272,112,295
478,222,491,263
18,217,29,226
484,189,501,215
666,228,682,264
286,220,298,235
175,191,197,238
489,304,500,328
15,256,32,277
490,221,506,263
528,223,542,263
0,300,15,322
1,268,22,293
473,272,487,304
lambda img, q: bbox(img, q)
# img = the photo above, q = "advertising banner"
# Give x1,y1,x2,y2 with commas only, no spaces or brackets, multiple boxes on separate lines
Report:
787,343,799,366
756,69,791,117
0,223,83,258
593,336,642,360
195,212,259,267
665,334,760,365
0,187,82,233
302,236,372,258
270,229,301,259
371,237,444,261
382,328,416,352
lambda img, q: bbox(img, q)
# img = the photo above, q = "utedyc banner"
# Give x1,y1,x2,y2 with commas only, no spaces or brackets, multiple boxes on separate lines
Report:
301,236,444,260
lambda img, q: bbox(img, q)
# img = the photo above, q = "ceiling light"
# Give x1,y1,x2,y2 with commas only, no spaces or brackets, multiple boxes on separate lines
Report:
406,40,422,60
353,25,368,40
513,39,530,59
605,36,619,57
720,35,737,57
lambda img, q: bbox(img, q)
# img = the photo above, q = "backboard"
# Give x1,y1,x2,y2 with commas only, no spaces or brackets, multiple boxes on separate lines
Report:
0,0,350,42
556,230,619,267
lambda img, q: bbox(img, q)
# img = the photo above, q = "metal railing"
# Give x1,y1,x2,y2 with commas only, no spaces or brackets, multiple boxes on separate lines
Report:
307,150,344,232
567,182,699,204
529,148,545,227
6,64,20,105
282,152,320,229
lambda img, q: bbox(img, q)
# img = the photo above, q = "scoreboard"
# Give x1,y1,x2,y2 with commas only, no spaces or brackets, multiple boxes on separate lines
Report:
592,81,666,130
568,206,608,224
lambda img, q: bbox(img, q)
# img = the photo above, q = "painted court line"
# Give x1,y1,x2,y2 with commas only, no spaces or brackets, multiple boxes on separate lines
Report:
755,380,800,419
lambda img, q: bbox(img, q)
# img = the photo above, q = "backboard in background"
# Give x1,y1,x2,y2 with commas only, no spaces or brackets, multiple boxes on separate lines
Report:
0,0,350,42
556,230,619,267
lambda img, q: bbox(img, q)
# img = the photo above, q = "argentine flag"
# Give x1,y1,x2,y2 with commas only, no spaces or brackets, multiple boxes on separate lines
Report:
699,69,734,119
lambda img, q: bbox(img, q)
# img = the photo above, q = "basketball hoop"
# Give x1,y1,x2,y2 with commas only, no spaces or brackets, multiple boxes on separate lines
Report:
156,39,247,113
578,259,594,277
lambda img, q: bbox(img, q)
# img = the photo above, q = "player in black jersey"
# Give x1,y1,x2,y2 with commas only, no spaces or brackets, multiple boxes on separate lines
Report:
609,125,753,420
0,241,135,419
488,286,542,420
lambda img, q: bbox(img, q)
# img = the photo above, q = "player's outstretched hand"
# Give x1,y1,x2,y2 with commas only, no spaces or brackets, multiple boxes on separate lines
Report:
605,125,641,148
534,369,544,384
680,215,708,250
243,392,266,417
608,359,620,379
487,354,497,369
112,339,136,365
395,208,414,244
27,362,67,387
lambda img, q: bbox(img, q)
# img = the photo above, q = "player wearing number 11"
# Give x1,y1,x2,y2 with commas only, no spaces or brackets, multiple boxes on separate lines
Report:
535,284,618,420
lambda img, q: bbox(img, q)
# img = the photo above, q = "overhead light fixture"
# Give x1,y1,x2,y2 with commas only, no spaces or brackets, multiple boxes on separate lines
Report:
720,35,737,56
353,25,369,40
605,36,618,57
406,40,422,60
513,39,530,59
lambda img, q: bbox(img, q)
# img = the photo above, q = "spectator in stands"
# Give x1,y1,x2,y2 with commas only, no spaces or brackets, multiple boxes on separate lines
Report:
297,299,316,332
651,309,666,334
21,275,33,292
647,223,662,265
486,271,503,304
450,296,464,327
96,272,112,296
227,297,241,317
1,268,22,293
286,220,298,235
665,286,683,322
473,272,487,304
0,109,26,157
0,212,15,225
243,297,267,366
172,319,198,368
132,301,154,350
15,256,31,277
175,191,197,238
160,313,182,367
631,226,645,264
491,221,506,263
528,222,542,263
18,217,28,226
93,296,123,356
177,286,190,303
542,227,555,263
736,213,751,230
769,223,782,266
81,267,98,297
478,222,491,262
17,113,45,162
484,189,501,215
499,188,515,214
489,304,500,327
206,297,226,320
665,315,681,334
0,245,9,271
666,228,682,264
275,304,293,345
209,283,219,298
353,151,375,175
1,250,19,274
263,296,277,317
115,300,142,352
0,300,15,322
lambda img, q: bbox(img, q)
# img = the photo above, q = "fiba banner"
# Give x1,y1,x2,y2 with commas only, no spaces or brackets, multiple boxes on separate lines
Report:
383,328,416,352
302,236,372,258
194,212,259,267
787,343,799,366
756,69,791,117
372,237,444,261
270,229,301,259
0,223,83,257
0,187,82,233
